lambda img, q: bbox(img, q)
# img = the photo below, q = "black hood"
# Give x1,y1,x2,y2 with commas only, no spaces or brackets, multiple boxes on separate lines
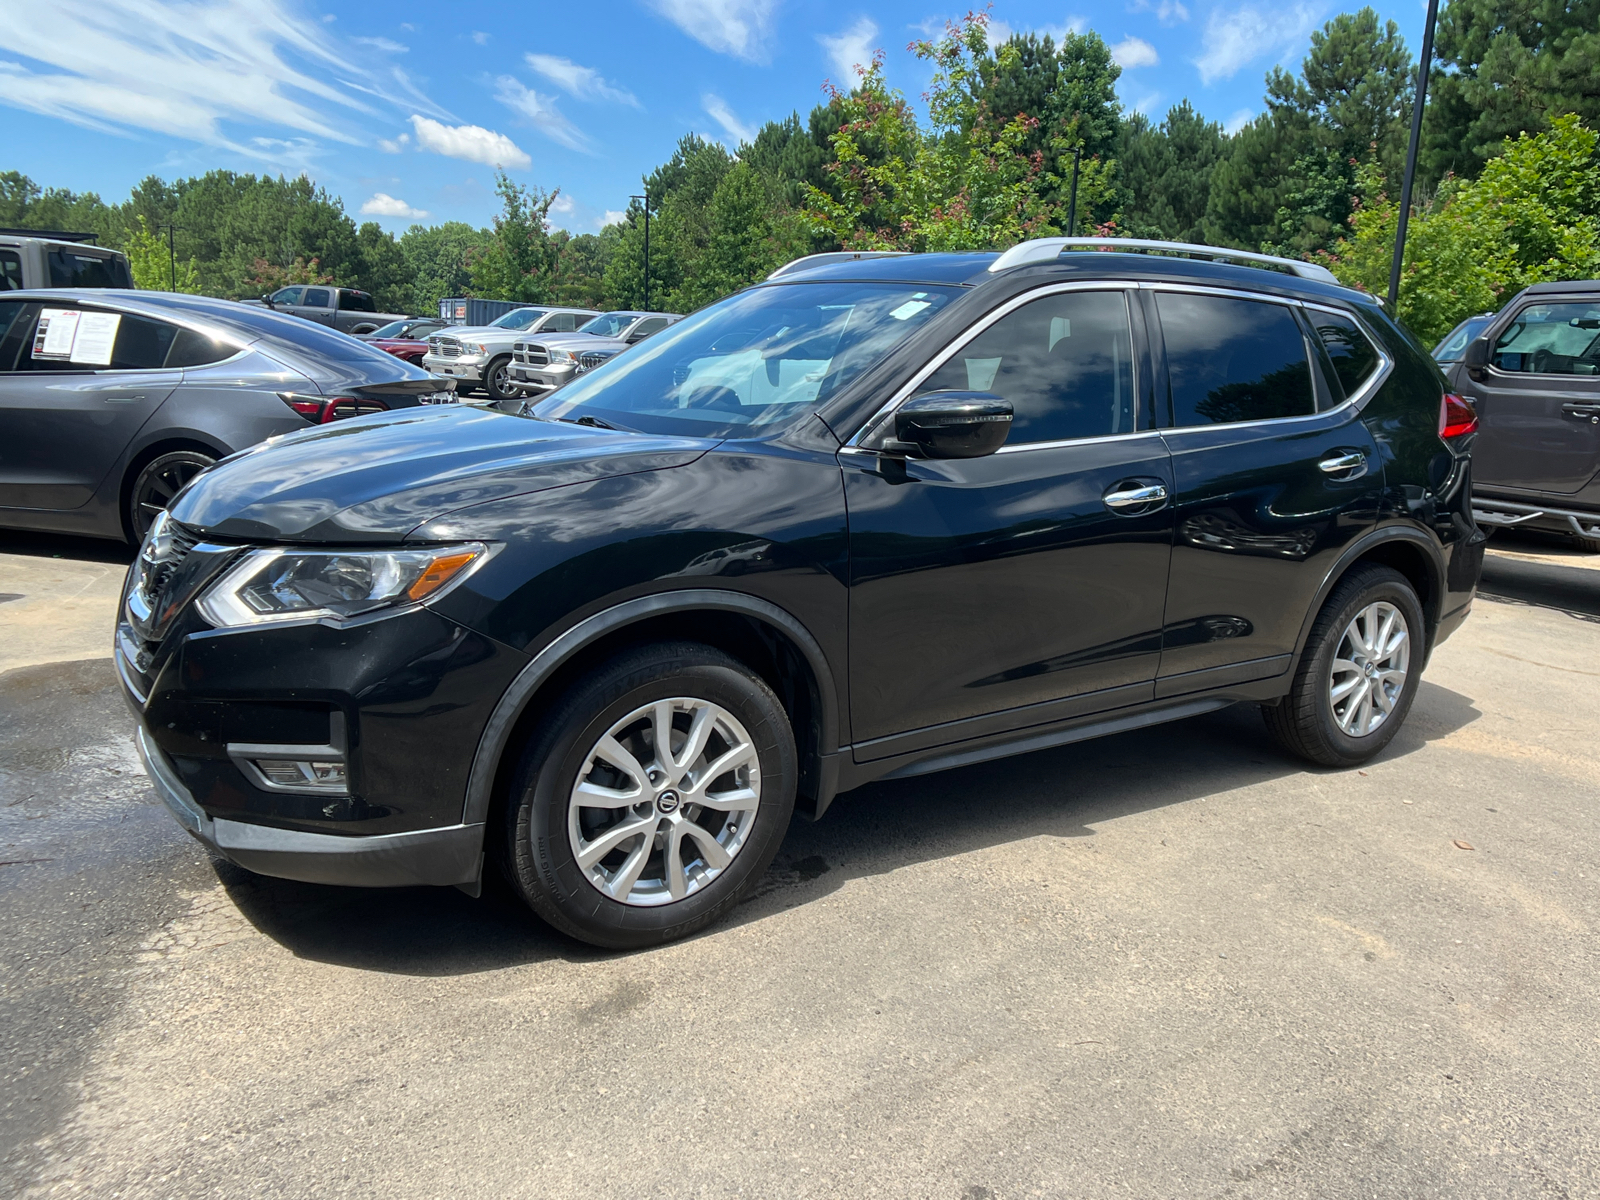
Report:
168,406,711,543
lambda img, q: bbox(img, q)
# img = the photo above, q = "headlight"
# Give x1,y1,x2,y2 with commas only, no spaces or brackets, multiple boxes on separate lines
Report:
551,348,574,363
197,545,489,629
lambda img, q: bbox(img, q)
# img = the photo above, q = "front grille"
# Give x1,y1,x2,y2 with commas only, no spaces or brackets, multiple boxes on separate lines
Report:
577,350,617,373
523,343,549,367
428,336,461,358
512,341,527,364
122,514,242,678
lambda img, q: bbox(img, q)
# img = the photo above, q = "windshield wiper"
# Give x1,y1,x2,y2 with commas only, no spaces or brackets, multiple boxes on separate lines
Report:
558,414,632,432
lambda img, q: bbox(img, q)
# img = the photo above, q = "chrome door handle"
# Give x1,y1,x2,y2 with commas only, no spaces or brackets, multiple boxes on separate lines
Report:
103,395,144,403
1103,483,1168,510
1318,451,1367,476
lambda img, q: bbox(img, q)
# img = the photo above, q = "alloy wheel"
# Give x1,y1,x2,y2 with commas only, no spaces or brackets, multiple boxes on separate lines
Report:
1328,601,1410,737
130,451,213,542
567,697,761,907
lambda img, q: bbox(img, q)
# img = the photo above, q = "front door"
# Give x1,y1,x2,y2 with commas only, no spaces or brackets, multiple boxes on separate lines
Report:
845,286,1174,761
1149,290,1384,696
1461,296,1600,496
0,299,179,511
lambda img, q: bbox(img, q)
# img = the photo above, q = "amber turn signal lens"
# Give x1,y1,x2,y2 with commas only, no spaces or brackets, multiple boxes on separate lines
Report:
407,551,481,601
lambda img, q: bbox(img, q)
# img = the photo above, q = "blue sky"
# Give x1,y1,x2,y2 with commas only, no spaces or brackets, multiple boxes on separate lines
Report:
0,0,1431,236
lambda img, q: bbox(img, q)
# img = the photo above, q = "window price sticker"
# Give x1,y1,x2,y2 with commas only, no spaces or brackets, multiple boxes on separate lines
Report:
33,308,121,365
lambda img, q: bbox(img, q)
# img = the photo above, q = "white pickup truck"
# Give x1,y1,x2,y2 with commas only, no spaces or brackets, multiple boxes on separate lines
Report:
421,305,599,403
505,311,682,400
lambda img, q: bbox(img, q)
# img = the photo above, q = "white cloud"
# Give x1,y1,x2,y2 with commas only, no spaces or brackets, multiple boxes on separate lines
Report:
548,193,576,215
600,209,628,228
0,0,436,153
472,31,490,45
646,0,779,62
361,192,429,219
1111,36,1160,68
377,131,411,152
702,94,756,145
1195,3,1321,84
354,36,407,52
1224,106,1255,134
1127,90,1164,115
410,113,531,168
818,17,878,81
1129,0,1191,24
494,78,591,153
524,54,639,106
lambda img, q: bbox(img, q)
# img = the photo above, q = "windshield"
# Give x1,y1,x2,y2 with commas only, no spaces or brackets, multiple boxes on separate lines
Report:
533,282,960,438
492,308,547,330
370,319,411,338
578,313,637,337
1434,315,1492,361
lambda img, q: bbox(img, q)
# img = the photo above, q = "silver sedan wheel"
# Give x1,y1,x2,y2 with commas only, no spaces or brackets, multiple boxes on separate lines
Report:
1329,601,1410,737
567,698,761,907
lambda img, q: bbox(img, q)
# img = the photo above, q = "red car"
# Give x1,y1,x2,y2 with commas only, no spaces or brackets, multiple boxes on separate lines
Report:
362,318,447,365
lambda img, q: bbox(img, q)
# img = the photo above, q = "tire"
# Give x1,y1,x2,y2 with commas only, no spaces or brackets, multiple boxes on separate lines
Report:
127,449,215,543
500,642,797,949
1262,566,1425,768
484,355,516,404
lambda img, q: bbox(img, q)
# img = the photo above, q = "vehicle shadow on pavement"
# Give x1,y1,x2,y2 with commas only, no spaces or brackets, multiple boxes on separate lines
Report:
0,528,135,565
215,681,1480,973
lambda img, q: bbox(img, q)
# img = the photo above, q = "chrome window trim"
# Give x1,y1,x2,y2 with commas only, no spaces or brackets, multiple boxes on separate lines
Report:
1150,285,1394,438
847,281,1142,449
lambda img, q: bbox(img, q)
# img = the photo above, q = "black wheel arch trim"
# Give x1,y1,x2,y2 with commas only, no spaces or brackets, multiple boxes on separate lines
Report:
459,588,842,829
1290,524,1446,667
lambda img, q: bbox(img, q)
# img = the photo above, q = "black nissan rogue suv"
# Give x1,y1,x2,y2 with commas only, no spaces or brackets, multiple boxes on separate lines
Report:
120,240,1483,949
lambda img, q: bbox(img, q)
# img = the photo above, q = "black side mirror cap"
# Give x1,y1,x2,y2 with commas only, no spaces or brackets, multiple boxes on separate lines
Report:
886,392,1013,459
1463,336,1491,368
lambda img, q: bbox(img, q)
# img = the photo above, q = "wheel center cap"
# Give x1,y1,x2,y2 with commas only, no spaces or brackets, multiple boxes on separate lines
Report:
1363,661,1378,679
656,789,680,814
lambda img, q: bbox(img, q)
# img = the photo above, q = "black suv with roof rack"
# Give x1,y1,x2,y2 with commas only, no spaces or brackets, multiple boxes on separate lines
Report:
122,237,1483,949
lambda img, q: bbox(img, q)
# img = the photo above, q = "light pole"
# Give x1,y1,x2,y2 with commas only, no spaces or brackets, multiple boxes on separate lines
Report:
1388,0,1441,310
158,223,183,291
630,192,651,311
1066,147,1082,235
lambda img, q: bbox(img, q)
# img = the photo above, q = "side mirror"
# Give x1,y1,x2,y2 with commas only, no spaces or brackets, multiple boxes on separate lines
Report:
886,392,1013,459
261,294,274,307
1463,335,1491,379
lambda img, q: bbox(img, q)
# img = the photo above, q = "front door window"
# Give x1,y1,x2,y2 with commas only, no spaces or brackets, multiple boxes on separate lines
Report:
1493,302,1600,376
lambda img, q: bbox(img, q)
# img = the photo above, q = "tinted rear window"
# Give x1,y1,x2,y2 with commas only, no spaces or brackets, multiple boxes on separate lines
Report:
47,249,132,289
1157,293,1314,426
1308,310,1382,399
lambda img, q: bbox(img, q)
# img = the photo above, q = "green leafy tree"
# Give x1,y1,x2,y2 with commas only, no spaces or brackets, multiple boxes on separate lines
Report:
399,222,490,313
1117,102,1227,241
125,216,201,292
1426,0,1600,181
468,171,561,303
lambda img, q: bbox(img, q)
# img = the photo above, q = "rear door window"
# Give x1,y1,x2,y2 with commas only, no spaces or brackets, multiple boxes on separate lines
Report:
550,312,581,332
1156,292,1314,426
0,250,22,291
916,289,1137,443
302,288,332,309
13,306,184,371
1493,301,1600,375
0,300,36,370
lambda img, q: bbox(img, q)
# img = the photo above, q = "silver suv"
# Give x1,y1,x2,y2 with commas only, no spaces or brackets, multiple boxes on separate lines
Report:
507,311,682,399
423,306,599,403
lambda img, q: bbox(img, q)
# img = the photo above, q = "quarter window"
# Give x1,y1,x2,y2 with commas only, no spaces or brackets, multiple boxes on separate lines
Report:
1307,310,1382,401
0,250,22,291
1493,302,1600,375
916,289,1137,443
1157,293,1314,427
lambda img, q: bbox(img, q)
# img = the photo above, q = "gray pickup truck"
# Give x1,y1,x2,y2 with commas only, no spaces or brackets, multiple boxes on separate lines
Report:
1,229,133,291
245,285,410,336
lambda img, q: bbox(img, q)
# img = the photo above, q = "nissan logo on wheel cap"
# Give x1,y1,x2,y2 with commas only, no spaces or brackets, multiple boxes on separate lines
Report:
656,790,680,814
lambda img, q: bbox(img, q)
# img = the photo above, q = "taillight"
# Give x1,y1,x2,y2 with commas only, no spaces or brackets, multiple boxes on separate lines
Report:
1440,393,1477,439
321,397,387,423
278,393,326,422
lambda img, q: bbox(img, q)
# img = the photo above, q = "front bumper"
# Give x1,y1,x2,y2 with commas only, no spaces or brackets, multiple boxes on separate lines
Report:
136,726,484,888
422,354,485,383
508,361,575,391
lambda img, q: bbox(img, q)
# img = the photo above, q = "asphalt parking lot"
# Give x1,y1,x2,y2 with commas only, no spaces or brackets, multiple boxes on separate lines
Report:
2,528,1597,1199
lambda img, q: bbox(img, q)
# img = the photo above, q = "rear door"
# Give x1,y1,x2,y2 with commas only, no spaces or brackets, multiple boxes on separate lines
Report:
1463,296,1600,496
0,300,180,511
1150,288,1384,697
298,287,335,325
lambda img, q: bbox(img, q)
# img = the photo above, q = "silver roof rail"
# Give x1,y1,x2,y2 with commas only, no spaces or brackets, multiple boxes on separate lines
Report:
767,250,910,280
987,237,1341,285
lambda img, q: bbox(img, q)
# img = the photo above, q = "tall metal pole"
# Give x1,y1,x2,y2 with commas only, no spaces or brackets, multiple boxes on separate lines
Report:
1066,147,1082,235
1389,0,1440,310
630,192,651,311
